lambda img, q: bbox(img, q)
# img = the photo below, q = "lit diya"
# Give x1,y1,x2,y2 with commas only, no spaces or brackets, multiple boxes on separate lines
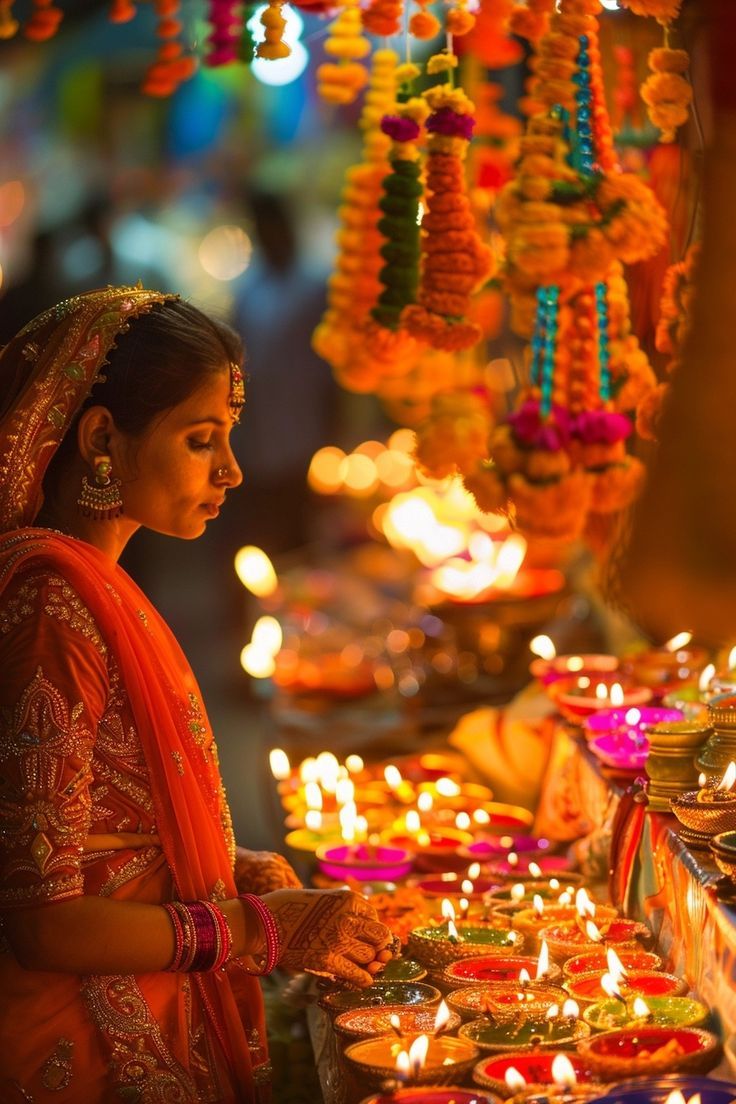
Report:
473,1050,599,1098
318,981,441,1017
483,856,576,881
582,993,709,1032
359,1088,497,1104
460,804,535,838
408,900,524,967
512,889,617,944
551,677,652,724
460,834,555,863
540,917,651,961
410,865,499,902
584,1077,736,1104
315,841,413,882
333,1001,462,1042
622,632,710,694
529,642,619,686
379,958,427,983
563,950,662,979
458,1001,590,1052
671,761,736,837
565,972,686,1006
383,827,474,873
577,1028,722,1081
417,779,494,811
442,950,562,988
490,877,587,904
446,981,567,1021
344,1032,480,1089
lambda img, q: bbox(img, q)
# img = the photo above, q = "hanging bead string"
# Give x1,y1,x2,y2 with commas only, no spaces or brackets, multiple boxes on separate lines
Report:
206,0,243,65
532,285,560,416
572,34,595,175
595,280,611,402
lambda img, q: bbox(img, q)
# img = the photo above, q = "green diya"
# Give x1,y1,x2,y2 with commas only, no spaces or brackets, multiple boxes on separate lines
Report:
583,995,709,1032
379,958,428,983
458,1012,590,1053
408,922,525,968
318,981,441,1016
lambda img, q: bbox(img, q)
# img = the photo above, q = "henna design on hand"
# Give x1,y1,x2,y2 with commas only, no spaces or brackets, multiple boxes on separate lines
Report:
234,848,302,894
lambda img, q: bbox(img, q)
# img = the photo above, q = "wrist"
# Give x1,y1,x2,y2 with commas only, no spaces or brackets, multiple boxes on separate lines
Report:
237,894,281,975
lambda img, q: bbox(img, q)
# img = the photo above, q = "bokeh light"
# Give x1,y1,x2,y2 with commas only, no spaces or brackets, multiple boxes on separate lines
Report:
198,225,253,280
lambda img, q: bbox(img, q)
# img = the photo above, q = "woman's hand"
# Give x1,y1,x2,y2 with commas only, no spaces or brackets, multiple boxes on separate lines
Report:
260,887,394,987
234,847,302,894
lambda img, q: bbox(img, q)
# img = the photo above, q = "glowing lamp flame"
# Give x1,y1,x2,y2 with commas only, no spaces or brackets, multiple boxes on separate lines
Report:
533,894,545,917
384,765,403,789
456,812,471,831
433,999,451,1034
546,1004,560,1021
505,1068,527,1092
549,879,560,890
395,1050,410,1078
716,761,736,791
606,947,628,982
495,533,527,587
417,792,433,813
304,782,323,811
468,863,481,880
305,810,322,831
436,777,461,797
252,615,283,655
585,919,603,943
536,940,550,979
664,1094,687,1104
601,972,623,1000
575,888,595,919
269,748,290,781
562,999,579,1019
448,918,462,940
633,996,652,1018
461,879,474,895
240,644,275,679
335,778,355,807
473,808,490,825
339,803,357,843
610,683,625,707
531,635,556,661
551,1054,578,1089
389,1013,402,1033
441,898,456,922
508,852,519,867
558,891,573,906
345,754,364,774
665,632,693,652
596,682,610,701
528,861,542,878
234,546,278,597
625,708,641,725
728,645,736,670
698,772,707,788
567,656,585,672
699,664,716,693
405,810,421,834
518,967,532,986
511,883,526,903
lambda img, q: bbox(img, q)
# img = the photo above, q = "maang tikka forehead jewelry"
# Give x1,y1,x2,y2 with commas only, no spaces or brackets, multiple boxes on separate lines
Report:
228,362,245,423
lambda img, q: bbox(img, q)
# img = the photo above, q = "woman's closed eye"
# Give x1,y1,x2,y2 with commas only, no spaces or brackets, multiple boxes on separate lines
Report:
187,438,215,452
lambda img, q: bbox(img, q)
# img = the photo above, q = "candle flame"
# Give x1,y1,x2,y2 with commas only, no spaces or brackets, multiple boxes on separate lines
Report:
575,888,595,919
505,1067,528,1092
551,1054,578,1089
468,862,481,880
417,792,433,813
585,919,603,943
433,1000,451,1034
447,918,462,940
395,1050,410,1077
345,754,364,774
729,645,736,670
335,778,355,807
528,861,542,878
405,810,421,834
624,708,641,725
518,967,532,986
384,765,403,789
473,808,490,825
305,810,322,831
716,761,736,791
665,631,693,652
455,812,471,831
269,748,290,781
566,656,585,672
610,683,625,707
511,883,526,903
632,996,651,1018
595,682,609,701
461,879,474,895
664,1093,687,1104
601,972,622,1000
558,891,573,907
606,947,628,982
508,852,519,867
549,878,560,890
441,898,456,922
578,676,591,689
339,802,357,843
299,757,318,784
533,894,545,917
355,815,368,842
531,635,556,661
545,1004,560,1020
562,998,579,1018
390,1013,402,1032
436,777,461,797
304,782,323,811
698,772,707,788
234,546,278,596
536,940,550,979
699,664,715,693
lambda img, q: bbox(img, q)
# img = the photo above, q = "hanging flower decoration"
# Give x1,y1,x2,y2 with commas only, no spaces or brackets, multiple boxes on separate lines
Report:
362,0,403,37
141,0,197,95
317,0,371,105
618,0,681,24
408,0,441,40
24,0,63,40
461,0,522,68
507,0,555,45
402,84,494,352
205,0,243,64
641,47,692,142
460,0,666,544
108,0,136,23
0,0,19,36
446,0,476,38
611,46,641,133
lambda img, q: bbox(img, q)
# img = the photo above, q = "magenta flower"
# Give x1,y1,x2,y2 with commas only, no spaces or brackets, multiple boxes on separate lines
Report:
380,115,421,142
426,107,475,140
508,400,571,451
571,410,632,445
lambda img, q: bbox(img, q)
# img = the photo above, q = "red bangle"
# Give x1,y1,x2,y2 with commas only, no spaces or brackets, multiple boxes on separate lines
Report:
163,903,185,971
164,900,233,972
239,894,280,975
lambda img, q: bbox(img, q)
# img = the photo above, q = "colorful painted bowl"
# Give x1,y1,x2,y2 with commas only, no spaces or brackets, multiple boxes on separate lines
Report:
489,876,586,902
583,995,709,1032
442,955,562,988
408,923,524,968
577,1029,722,1080
384,828,475,872
563,950,662,979
531,654,619,685
671,790,736,836
344,1033,480,1088
564,971,686,1006
483,855,576,881
588,734,649,773
378,958,427,983
583,1077,736,1104
540,919,651,961
460,836,555,861
359,1088,499,1104
473,1050,599,1097
447,982,567,1021
333,1003,462,1041
459,1013,590,1053
315,842,414,882
512,906,618,943
318,981,441,1016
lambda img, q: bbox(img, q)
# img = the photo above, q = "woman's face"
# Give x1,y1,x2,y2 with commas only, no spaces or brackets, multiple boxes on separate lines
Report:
113,370,243,540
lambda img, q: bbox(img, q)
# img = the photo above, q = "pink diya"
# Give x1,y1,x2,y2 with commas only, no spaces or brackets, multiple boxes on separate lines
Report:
333,1003,462,1042
482,855,575,881
588,734,650,773
531,654,619,686
563,950,662,978
576,1026,722,1080
442,954,562,987
383,828,474,872
564,971,687,1006
488,876,586,902
447,981,567,1021
539,919,651,961
551,676,652,723
359,1088,497,1104
584,707,684,743
473,1050,599,1097
316,842,413,882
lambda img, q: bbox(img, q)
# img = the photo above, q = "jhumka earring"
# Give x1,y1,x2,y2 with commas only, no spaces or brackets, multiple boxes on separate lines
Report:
77,455,123,520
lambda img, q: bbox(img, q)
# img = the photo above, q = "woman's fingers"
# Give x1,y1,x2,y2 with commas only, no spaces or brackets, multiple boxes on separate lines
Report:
331,954,374,988
344,940,376,966
340,913,391,947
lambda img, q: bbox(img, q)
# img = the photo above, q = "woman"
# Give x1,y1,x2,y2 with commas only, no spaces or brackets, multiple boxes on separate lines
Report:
0,286,393,1102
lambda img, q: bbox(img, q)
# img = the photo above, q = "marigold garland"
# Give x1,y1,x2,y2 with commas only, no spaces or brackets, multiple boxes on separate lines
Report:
317,0,370,105
619,0,681,25
641,47,692,142
141,0,197,96
24,0,63,41
0,0,19,36
108,0,136,24
415,389,495,479
362,0,403,37
508,0,555,45
408,0,440,40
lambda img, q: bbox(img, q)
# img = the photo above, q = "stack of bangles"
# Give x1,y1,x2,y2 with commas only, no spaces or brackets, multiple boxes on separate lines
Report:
163,894,280,974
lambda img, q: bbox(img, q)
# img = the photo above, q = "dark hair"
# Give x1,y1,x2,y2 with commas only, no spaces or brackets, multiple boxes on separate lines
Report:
43,298,243,489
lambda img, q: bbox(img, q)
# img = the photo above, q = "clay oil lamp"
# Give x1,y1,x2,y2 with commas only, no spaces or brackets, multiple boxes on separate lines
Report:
563,949,661,979
417,777,494,812
501,1053,605,1104
334,997,462,1043
490,878,586,908
699,694,736,777
459,999,590,1053
473,1050,599,1098
512,890,617,946
563,949,684,1007
319,980,441,1017
483,856,576,882
344,1021,480,1089
408,899,525,968
384,814,474,874
358,1088,498,1104
582,982,709,1032
461,803,536,841
316,805,414,882
442,942,562,988
671,762,736,841
447,977,568,1022
623,633,710,697
585,1080,736,1104
710,829,736,889
540,916,651,962
283,810,344,855
379,958,428,983
662,663,716,722
410,862,499,905
584,707,684,773
460,833,554,866
577,1030,723,1082
529,635,619,688
552,678,652,725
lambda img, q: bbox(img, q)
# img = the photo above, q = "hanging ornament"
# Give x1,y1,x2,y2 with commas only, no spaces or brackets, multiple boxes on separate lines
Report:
0,0,19,37
205,0,243,64
256,0,290,58
508,0,555,44
408,0,440,40
317,0,371,105
24,0,63,41
141,0,197,95
641,47,692,142
445,0,476,38
362,0,403,38
618,0,681,25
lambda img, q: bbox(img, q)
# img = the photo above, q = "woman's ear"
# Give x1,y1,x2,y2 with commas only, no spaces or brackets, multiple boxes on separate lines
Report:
76,406,117,466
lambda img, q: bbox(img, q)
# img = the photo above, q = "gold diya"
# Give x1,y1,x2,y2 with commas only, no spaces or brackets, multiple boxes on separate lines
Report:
582,995,709,1032
539,918,651,962
563,971,687,1006
710,829,736,885
446,981,567,1021
512,905,617,944
333,1004,462,1042
408,921,525,968
671,762,736,838
344,1033,480,1088
472,1050,601,1097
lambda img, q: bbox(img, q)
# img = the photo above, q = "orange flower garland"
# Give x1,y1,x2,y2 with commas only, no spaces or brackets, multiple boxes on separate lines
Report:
402,84,494,352
619,0,681,24
0,0,19,36
256,0,290,59
641,47,692,142
317,0,371,106
408,0,440,40
141,0,197,96
362,0,403,37
415,389,495,479
24,0,63,40
508,0,555,44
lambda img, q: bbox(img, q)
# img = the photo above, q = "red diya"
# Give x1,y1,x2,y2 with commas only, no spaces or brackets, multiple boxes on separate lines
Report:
531,654,619,686
563,950,662,978
564,971,687,1006
383,828,474,872
622,642,710,696
467,803,535,837
539,919,651,961
550,676,652,723
576,1025,722,1080
473,1050,599,1097
512,905,618,944
333,1003,462,1042
410,873,501,900
442,954,562,987
482,855,576,881
359,1089,497,1104
459,835,555,863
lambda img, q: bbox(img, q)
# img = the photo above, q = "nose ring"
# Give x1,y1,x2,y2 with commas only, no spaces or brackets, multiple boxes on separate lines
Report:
216,466,228,479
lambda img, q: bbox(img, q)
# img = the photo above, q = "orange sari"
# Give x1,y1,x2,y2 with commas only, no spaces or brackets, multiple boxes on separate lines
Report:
0,528,268,1102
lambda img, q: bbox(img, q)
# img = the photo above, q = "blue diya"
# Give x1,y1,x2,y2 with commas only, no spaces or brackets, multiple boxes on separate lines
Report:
585,1077,736,1104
